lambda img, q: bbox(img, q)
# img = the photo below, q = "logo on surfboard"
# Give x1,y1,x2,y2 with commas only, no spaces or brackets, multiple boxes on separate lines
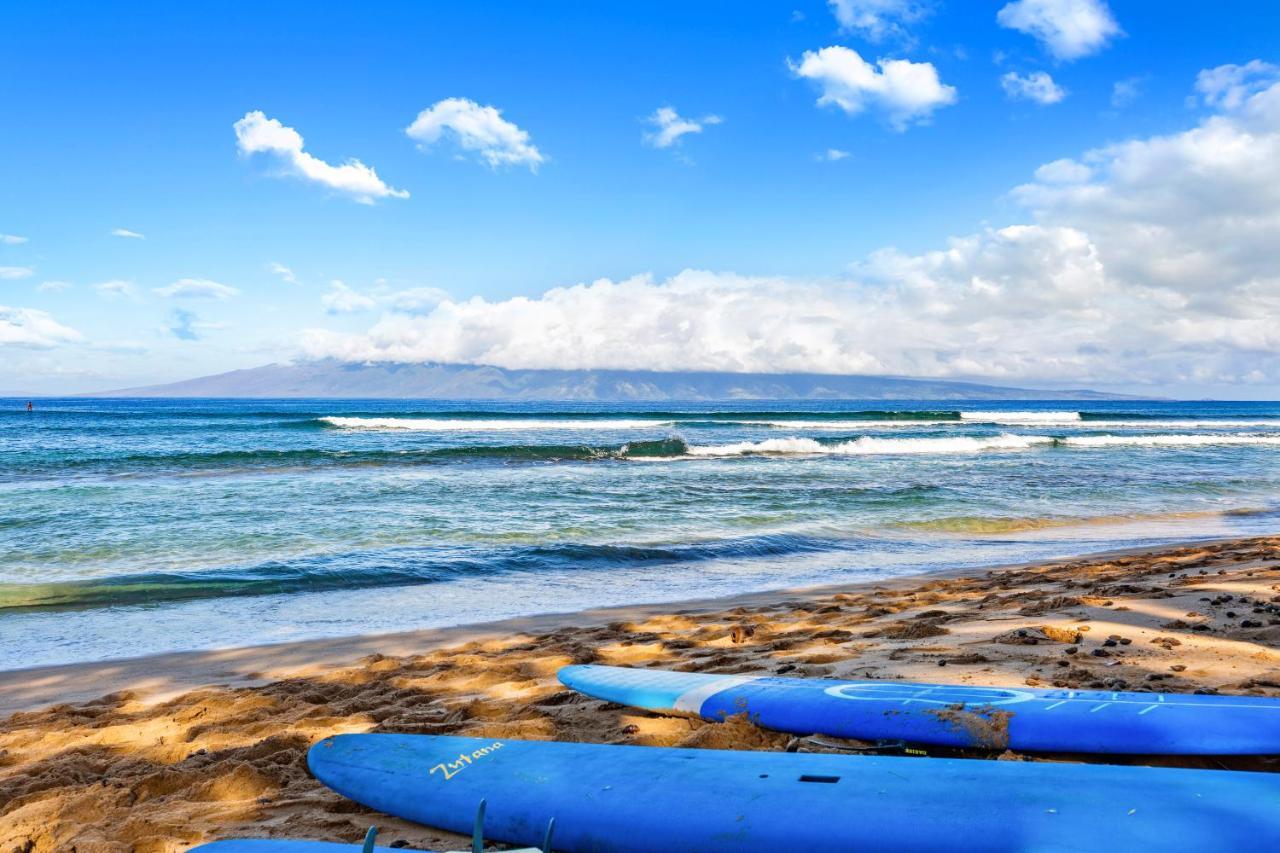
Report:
429,741,505,781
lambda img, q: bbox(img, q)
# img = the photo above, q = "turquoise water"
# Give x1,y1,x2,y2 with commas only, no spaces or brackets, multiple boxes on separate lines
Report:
2,398,1279,669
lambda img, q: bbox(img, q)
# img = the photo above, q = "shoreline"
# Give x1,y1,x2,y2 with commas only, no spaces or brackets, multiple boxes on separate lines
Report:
0,533,1253,716
4,534,1279,851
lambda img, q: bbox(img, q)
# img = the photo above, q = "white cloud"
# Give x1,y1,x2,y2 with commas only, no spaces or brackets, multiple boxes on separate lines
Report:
0,234,28,245
320,280,446,315
0,266,34,280
790,46,956,130
643,107,722,149
302,69,1280,390
153,278,239,299
111,228,146,239
0,306,82,348
1033,158,1092,183
385,286,450,314
817,148,852,161
828,0,929,41
1194,60,1280,110
94,280,139,300
37,281,72,293
234,111,409,204
267,262,297,284
996,0,1121,61
1110,76,1145,108
321,280,377,314
1001,70,1067,104
405,98,544,170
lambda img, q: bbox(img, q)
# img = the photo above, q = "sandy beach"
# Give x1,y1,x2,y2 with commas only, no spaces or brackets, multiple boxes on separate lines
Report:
2,535,1279,852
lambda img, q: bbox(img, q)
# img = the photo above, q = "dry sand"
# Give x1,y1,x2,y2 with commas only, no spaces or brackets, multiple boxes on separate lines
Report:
2,536,1279,852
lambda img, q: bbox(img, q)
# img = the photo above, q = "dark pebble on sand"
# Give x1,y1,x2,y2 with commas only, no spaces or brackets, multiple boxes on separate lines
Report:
776,664,796,674
1064,646,1079,655
1091,649,1110,657
1103,639,1118,647
1118,638,1132,645
1192,624,1211,632
1226,611,1238,618
937,660,947,666
1170,664,1187,672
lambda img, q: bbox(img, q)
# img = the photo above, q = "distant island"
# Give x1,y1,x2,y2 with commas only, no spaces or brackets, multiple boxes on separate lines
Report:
95,360,1143,400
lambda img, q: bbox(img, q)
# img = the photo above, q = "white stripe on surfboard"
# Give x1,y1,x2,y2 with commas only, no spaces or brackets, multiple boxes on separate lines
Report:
673,676,763,714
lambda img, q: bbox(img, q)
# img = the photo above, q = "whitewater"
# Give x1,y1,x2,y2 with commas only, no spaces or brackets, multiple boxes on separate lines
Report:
2,397,1279,668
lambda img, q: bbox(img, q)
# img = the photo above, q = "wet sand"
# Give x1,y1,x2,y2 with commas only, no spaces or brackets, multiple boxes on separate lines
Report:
2,536,1278,851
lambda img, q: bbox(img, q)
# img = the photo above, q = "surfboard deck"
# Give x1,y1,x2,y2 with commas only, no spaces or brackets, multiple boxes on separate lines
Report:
307,733,1280,852
559,663,1280,754
187,843,422,853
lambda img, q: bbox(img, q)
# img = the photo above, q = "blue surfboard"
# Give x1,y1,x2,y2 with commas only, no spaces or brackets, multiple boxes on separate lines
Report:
188,843,416,853
307,733,1280,852
559,664,1280,754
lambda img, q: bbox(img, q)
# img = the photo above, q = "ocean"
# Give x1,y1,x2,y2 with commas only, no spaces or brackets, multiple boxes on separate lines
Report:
2,398,1278,670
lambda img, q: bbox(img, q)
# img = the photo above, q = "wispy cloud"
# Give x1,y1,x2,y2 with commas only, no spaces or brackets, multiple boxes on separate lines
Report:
828,0,930,42
267,262,297,284
643,107,722,149
790,46,956,130
153,278,239,299
817,148,852,162
406,98,544,170
1110,75,1146,108
94,280,139,300
321,280,377,314
1001,70,1067,104
111,228,146,239
996,0,1121,61
0,234,28,245
166,308,215,341
234,111,409,203
37,281,72,293
0,266,34,280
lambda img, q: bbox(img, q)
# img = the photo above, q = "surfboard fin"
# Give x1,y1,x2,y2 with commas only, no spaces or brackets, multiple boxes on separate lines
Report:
471,799,486,853
362,826,378,853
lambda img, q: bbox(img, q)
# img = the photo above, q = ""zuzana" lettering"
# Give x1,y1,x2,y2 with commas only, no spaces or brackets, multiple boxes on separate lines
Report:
428,741,505,781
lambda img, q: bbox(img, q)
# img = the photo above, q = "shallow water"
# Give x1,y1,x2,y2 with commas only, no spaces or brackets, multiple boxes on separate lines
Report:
2,398,1278,669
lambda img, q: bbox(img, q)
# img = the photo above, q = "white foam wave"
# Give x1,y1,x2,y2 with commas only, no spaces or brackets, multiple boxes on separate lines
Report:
320,416,669,431
686,434,1053,457
1061,434,1280,448
960,411,1082,423
754,418,1280,429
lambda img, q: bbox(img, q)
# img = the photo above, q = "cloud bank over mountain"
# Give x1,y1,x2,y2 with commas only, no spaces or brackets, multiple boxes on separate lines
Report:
302,70,1280,390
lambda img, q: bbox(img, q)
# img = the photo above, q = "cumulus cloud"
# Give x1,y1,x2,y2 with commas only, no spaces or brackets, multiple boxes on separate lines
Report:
267,262,297,284
0,266,34,280
997,0,1120,61
301,68,1280,390
1194,60,1280,110
94,280,139,300
153,278,239,299
405,98,544,170
790,46,956,130
0,306,82,348
1001,70,1067,104
643,107,722,149
828,0,930,41
234,111,409,203
0,234,28,245
111,228,145,239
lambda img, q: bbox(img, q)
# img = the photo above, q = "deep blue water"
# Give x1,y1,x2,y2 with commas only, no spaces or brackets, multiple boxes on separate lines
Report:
2,398,1279,668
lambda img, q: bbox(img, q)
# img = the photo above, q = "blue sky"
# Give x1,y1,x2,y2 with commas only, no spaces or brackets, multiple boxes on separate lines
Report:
3,1,1279,396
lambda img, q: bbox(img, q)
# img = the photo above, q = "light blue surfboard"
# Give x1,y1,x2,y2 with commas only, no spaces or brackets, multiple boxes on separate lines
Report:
307,733,1280,852
559,663,1280,754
